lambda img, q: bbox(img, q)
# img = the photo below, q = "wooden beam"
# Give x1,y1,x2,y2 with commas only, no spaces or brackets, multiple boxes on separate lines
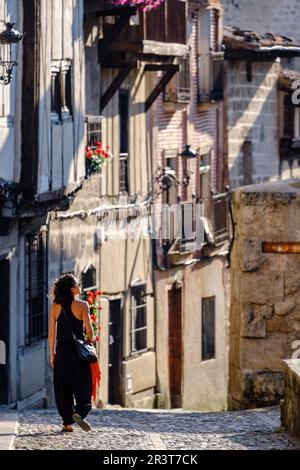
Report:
84,0,136,16
144,63,178,72
145,64,179,112
100,65,135,113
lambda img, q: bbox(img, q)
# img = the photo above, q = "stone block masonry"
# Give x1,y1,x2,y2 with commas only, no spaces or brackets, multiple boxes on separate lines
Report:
229,180,300,409
281,360,300,438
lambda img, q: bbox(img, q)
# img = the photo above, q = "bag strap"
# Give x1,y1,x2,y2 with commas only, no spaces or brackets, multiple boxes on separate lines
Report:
61,305,77,340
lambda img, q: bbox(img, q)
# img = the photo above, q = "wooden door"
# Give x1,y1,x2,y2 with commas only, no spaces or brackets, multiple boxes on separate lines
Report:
108,299,123,405
168,287,182,408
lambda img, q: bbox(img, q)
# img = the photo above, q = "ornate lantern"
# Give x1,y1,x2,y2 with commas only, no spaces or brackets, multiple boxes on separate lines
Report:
0,22,24,85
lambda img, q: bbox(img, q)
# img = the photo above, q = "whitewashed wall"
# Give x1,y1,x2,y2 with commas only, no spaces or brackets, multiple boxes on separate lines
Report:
37,0,86,194
0,0,22,182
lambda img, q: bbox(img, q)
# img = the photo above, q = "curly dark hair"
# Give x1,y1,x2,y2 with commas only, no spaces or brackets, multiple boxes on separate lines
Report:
49,273,79,305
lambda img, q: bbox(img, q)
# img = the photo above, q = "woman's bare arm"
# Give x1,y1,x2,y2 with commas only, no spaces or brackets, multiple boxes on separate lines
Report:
82,301,94,342
49,304,57,367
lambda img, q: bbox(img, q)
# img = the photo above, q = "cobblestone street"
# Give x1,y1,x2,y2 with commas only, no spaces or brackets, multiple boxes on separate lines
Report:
13,406,300,450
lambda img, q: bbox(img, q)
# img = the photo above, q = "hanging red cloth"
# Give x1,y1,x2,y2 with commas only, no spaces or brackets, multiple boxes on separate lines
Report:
90,361,101,401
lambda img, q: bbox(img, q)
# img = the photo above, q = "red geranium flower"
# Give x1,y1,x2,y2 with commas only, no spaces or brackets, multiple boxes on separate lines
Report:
96,141,102,147
90,314,97,322
96,336,100,342
87,296,94,305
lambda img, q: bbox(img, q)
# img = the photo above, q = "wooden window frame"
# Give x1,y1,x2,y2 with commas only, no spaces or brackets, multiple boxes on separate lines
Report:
130,282,147,355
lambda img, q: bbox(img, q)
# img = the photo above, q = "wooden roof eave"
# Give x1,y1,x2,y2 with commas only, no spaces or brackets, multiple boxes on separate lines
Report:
225,46,300,61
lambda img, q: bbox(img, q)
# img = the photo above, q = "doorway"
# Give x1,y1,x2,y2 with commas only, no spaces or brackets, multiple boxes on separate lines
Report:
168,286,183,408
108,298,123,405
0,258,9,404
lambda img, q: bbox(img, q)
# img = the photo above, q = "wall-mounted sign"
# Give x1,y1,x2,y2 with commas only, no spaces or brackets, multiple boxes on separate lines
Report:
262,242,300,254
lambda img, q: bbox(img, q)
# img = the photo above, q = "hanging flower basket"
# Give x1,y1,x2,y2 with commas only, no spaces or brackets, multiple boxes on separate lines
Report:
82,289,104,341
112,0,165,12
86,141,113,176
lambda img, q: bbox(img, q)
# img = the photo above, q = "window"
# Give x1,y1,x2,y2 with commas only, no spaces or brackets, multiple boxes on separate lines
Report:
164,56,191,104
25,232,48,345
198,9,224,103
86,115,102,147
242,141,253,185
51,60,72,122
119,89,130,193
81,264,97,293
130,283,147,354
202,296,215,361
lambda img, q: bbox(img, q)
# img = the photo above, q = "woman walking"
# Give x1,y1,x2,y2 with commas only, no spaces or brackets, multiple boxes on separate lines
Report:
49,273,95,433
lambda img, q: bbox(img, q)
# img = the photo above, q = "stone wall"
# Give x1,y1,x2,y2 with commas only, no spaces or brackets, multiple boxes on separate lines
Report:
227,61,280,188
223,0,300,42
281,360,300,437
223,0,300,70
229,180,300,409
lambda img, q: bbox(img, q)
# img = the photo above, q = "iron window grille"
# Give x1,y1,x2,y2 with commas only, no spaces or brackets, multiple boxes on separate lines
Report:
201,296,216,361
119,152,129,193
25,232,48,346
86,115,102,148
130,283,147,354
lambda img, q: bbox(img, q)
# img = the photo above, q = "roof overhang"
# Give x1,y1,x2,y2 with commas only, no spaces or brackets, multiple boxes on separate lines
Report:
225,45,300,61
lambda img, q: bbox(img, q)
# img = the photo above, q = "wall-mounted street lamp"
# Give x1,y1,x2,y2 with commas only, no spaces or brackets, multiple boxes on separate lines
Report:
0,22,24,85
179,144,197,159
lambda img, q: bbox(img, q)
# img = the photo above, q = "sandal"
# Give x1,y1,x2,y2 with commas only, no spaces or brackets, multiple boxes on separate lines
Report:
61,425,73,432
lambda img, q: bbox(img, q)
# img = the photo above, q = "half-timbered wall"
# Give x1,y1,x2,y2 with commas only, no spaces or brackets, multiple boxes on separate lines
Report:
0,0,22,182
37,0,86,194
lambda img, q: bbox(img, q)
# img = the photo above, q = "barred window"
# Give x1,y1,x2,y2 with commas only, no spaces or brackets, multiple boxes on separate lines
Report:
86,115,102,148
130,283,147,354
25,232,47,345
119,89,130,193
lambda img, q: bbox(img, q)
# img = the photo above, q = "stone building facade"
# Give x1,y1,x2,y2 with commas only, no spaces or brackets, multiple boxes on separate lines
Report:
229,180,300,409
152,0,230,411
223,27,300,188
223,0,300,44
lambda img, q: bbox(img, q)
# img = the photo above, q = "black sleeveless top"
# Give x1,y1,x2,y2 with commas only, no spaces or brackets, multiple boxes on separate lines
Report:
56,301,85,342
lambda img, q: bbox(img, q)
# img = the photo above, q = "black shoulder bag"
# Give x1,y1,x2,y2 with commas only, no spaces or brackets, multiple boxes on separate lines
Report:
61,306,98,363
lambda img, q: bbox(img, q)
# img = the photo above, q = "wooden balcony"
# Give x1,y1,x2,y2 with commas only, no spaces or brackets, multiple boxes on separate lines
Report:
85,0,189,63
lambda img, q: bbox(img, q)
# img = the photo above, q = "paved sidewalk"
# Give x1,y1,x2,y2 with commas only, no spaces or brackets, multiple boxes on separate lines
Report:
0,410,19,450
12,406,300,450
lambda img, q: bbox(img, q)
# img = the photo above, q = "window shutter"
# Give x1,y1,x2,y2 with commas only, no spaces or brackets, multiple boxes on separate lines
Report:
211,52,224,101
177,56,190,103
198,9,211,103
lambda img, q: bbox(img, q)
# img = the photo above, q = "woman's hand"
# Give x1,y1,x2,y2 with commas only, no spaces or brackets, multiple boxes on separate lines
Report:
50,354,56,368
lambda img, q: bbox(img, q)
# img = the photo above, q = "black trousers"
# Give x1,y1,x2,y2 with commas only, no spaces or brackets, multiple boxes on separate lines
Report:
53,341,92,426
